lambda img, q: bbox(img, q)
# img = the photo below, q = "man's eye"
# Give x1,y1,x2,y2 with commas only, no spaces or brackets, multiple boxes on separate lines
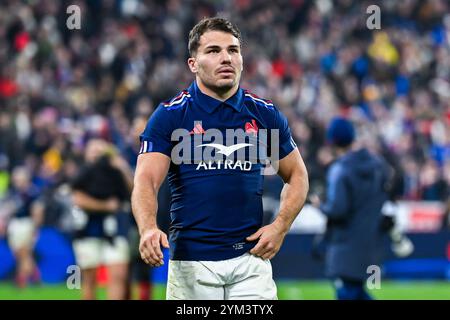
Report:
208,49,219,53
230,48,238,53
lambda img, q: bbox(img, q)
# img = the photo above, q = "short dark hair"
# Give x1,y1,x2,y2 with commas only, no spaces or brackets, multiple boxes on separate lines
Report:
188,17,242,57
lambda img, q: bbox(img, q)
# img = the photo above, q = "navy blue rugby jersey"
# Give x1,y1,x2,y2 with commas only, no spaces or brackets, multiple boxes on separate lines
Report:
139,81,297,260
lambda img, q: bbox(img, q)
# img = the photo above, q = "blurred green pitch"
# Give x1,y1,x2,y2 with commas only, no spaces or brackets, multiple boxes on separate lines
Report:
0,281,449,300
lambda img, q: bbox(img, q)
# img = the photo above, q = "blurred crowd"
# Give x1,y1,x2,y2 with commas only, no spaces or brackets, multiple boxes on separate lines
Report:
0,0,449,234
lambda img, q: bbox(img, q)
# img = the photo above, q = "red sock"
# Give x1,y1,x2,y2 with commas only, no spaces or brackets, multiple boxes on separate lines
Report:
138,282,152,300
30,267,40,284
16,274,27,288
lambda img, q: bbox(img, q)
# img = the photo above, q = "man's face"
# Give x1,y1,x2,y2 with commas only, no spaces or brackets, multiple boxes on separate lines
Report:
188,30,243,93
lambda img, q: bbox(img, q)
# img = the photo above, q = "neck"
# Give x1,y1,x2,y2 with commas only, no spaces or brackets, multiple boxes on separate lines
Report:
335,145,352,157
196,78,239,101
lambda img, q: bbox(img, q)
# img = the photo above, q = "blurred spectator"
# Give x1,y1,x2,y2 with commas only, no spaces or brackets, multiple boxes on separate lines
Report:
70,139,133,300
441,161,450,230
311,117,389,300
4,166,41,288
419,159,447,201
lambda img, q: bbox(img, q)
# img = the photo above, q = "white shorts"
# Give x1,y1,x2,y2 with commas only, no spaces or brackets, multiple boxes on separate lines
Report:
166,253,277,300
72,236,130,270
7,217,35,251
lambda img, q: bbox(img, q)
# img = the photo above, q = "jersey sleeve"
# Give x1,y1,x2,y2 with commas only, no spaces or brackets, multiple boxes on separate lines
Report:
271,107,297,160
139,104,174,157
319,163,351,221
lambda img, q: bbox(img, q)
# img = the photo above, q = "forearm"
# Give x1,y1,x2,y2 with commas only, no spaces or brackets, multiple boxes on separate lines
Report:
131,181,159,236
72,191,114,212
274,172,309,233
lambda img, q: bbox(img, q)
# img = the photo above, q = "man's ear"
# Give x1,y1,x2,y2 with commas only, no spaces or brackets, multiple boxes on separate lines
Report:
187,57,197,73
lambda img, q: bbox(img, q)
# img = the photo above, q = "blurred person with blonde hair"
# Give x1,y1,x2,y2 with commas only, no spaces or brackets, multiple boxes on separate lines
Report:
71,138,133,299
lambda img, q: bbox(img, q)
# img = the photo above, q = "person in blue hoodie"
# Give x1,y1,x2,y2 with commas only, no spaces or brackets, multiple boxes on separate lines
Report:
311,117,389,300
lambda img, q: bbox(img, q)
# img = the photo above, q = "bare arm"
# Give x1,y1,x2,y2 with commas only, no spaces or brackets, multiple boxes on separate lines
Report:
247,149,309,259
131,152,170,266
273,148,309,231
72,191,119,213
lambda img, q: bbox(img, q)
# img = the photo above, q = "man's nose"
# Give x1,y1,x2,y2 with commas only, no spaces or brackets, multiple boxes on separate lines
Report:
220,50,232,63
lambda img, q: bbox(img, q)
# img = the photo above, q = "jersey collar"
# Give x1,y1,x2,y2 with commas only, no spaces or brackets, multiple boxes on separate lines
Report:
188,81,244,113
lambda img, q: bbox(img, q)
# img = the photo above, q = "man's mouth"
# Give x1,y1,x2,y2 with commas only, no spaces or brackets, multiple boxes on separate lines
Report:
217,68,234,75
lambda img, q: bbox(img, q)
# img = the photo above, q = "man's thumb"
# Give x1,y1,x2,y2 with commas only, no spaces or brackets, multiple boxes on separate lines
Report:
161,233,170,248
246,228,263,241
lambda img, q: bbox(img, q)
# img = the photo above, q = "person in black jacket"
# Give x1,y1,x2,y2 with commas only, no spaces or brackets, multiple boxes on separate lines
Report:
311,117,389,300
71,139,133,300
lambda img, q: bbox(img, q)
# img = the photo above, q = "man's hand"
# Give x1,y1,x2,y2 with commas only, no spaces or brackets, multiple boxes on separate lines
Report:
246,221,288,260
139,228,170,267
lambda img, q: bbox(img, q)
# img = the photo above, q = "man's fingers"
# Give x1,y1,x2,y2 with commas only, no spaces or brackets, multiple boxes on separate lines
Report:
161,233,169,248
250,239,267,255
144,257,152,265
246,228,264,241
141,251,163,266
261,250,274,260
249,243,261,255
251,240,277,258
139,229,167,265
256,246,272,259
140,251,151,265
151,236,163,259
140,247,154,264
141,239,160,264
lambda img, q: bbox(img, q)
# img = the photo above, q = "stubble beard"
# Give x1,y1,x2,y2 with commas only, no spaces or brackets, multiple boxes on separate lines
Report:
207,73,240,95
